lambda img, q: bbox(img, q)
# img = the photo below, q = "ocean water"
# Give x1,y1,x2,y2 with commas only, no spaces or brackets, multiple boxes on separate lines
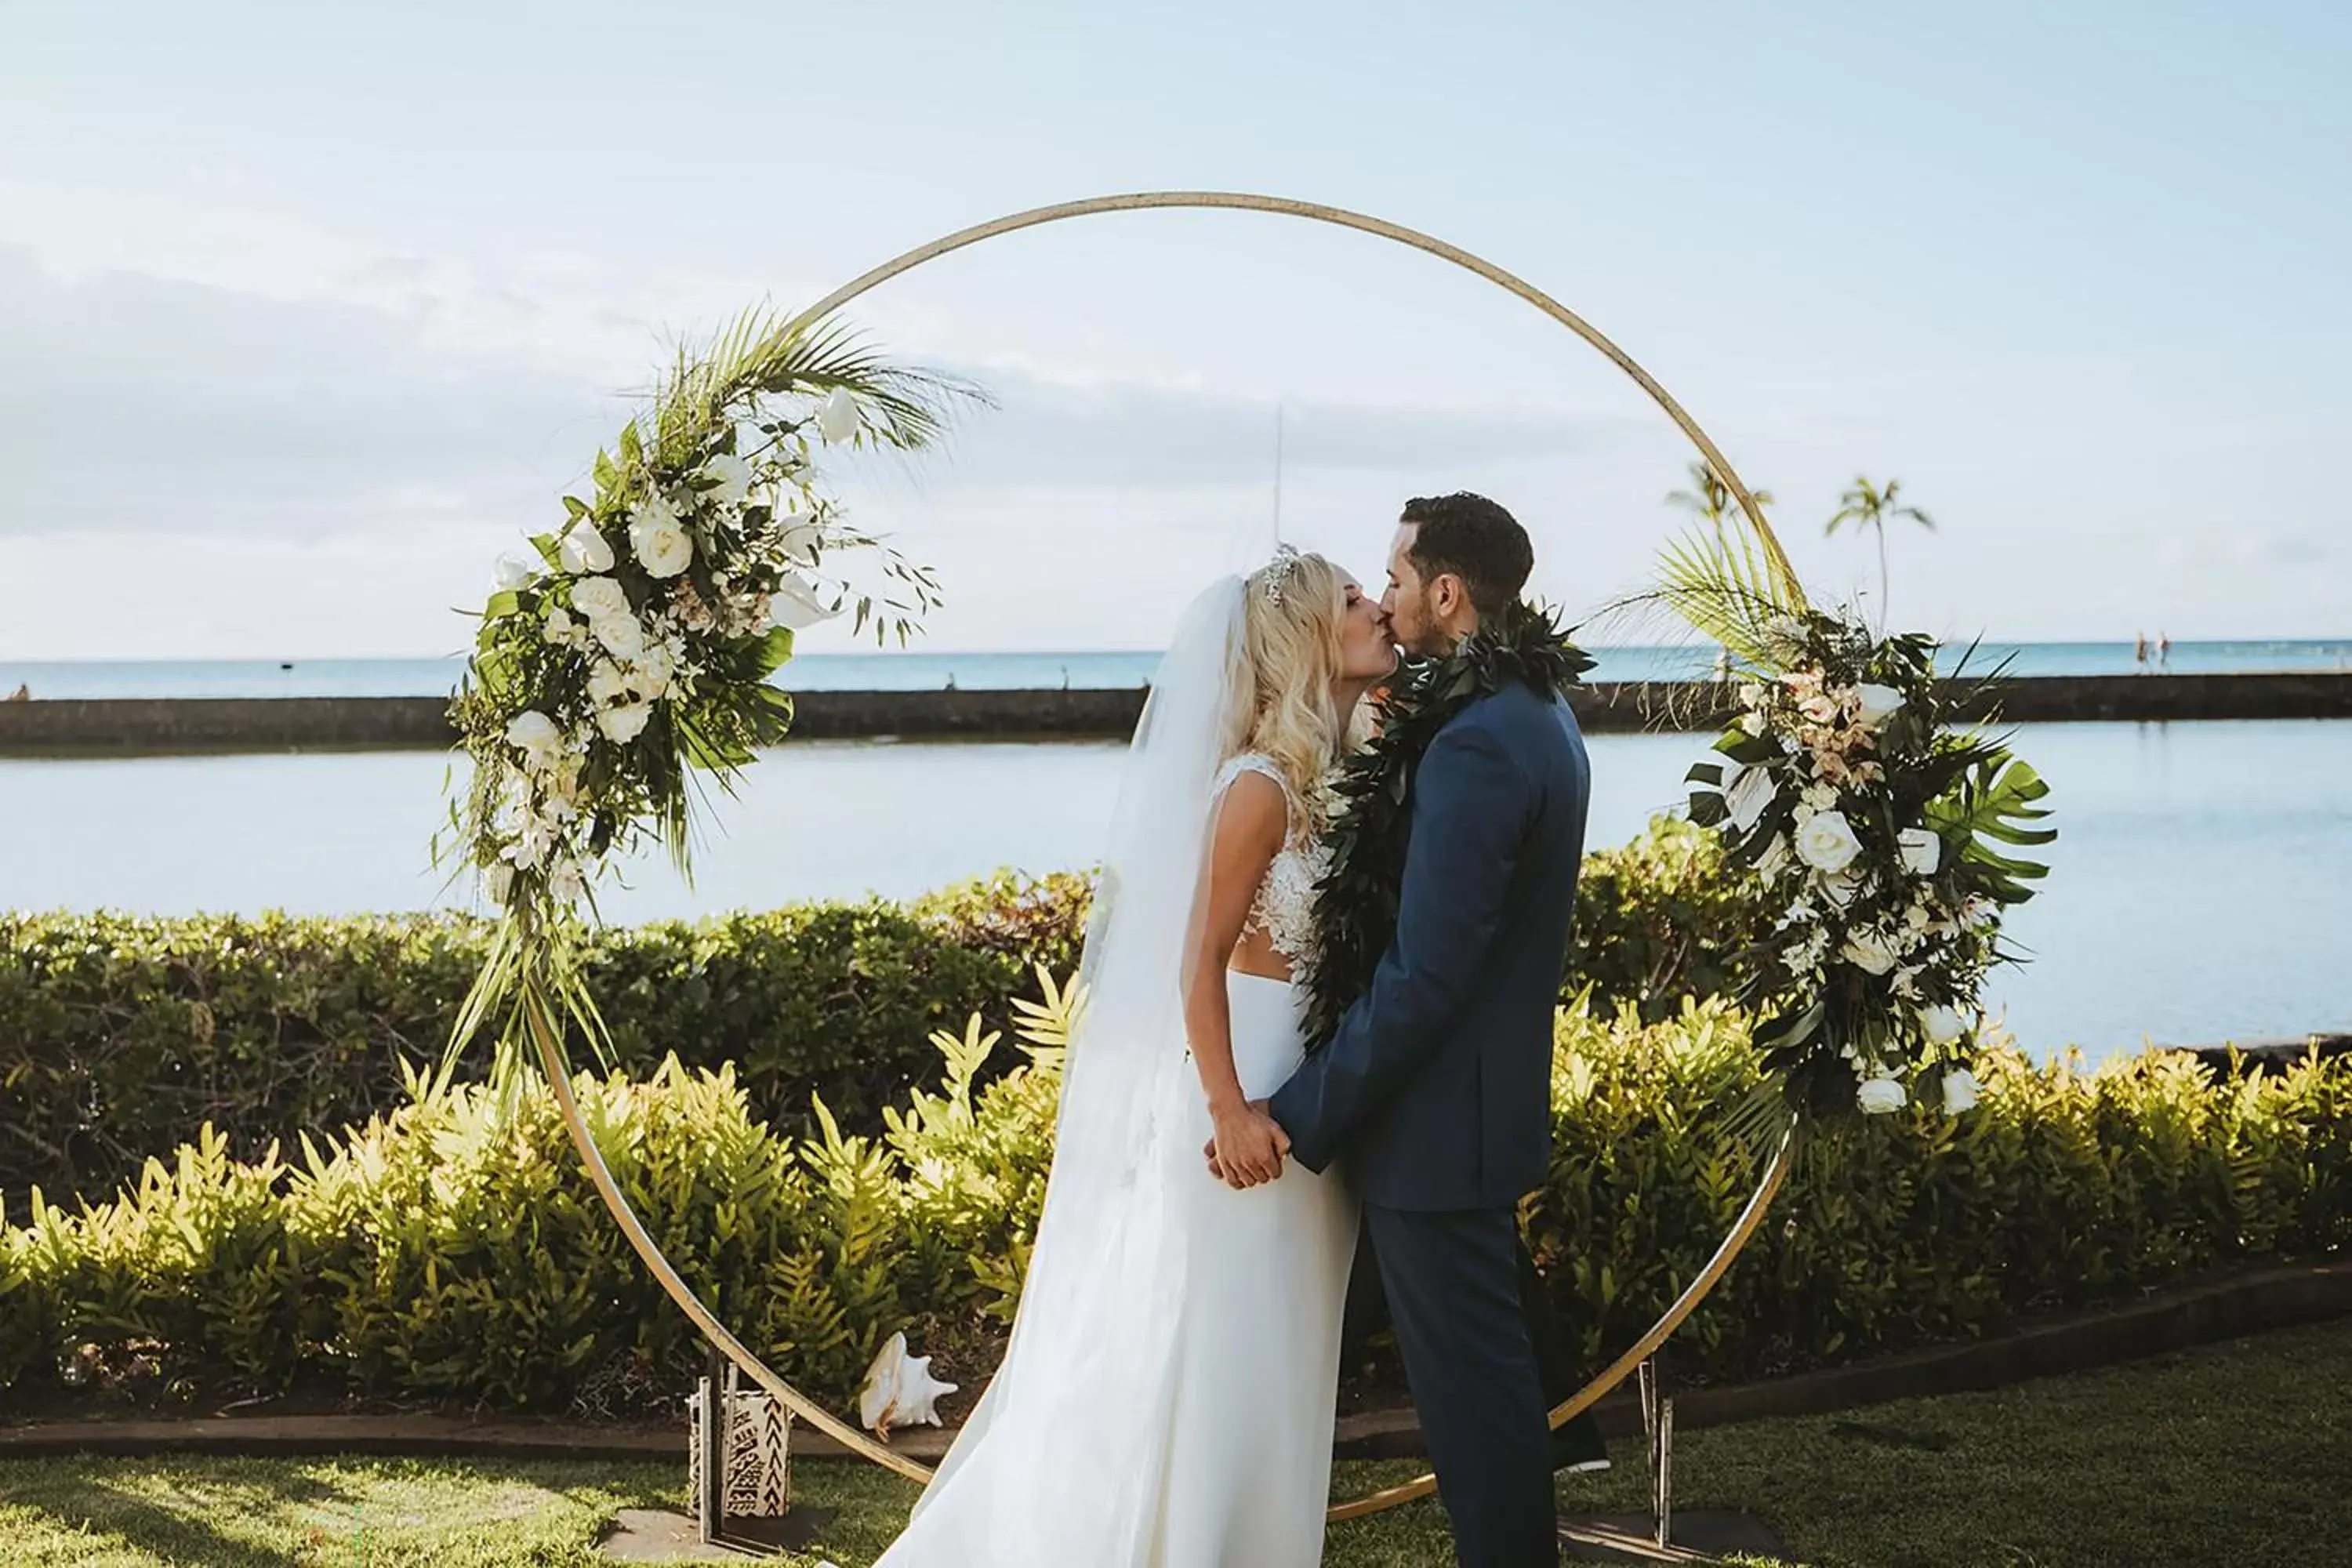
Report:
3,720,2347,1058
5,640,2350,701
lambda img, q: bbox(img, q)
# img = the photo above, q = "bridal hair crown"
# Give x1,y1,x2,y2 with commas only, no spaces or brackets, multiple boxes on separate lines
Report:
1259,544,1304,609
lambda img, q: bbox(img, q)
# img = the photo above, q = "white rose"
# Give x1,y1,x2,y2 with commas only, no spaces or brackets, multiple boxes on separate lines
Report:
770,571,843,630
484,861,515,906
571,576,630,623
503,710,564,769
1920,1004,1968,1045
628,494,695,579
776,513,823,567
1857,1073,1908,1115
1794,810,1864,874
1726,766,1777,833
1857,683,1906,728
494,554,535,591
502,816,553,872
699,452,754,506
629,644,674,701
590,609,648,662
1898,827,1943,877
559,524,615,575
1842,929,1900,975
597,701,654,744
1940,1067,1981,1114
541,605,583,649
816,387,862,444
586,660,631,707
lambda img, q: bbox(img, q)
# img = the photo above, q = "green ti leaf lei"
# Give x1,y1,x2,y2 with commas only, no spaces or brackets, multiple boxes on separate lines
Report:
1301,601,1594,1051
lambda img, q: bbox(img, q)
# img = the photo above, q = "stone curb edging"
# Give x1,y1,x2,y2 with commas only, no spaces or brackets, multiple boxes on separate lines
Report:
2,1258,2344,1465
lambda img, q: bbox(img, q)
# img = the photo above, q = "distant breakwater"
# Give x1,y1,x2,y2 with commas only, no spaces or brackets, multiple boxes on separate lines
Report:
4,673,2350,755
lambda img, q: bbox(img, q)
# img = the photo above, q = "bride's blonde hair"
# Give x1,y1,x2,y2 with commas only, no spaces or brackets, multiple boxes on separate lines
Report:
1225,550,1370,830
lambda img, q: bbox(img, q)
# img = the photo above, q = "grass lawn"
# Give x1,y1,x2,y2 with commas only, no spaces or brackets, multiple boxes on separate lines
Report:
3,1317,2349,1566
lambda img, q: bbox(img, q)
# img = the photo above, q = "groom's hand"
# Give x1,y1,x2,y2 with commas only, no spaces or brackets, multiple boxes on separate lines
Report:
1250,1098,1294,1160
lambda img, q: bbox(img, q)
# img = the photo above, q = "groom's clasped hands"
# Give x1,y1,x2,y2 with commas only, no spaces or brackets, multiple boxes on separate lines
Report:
1204,1099,1292,1189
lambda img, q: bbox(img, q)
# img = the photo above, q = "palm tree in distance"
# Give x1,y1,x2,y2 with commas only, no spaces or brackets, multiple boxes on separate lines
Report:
1666,459,1773,532
1666,460,1776,680
1826,476,1934,624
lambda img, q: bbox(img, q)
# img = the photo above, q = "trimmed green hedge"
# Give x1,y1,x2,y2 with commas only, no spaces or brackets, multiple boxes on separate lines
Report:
0,823,1768,1206
5,991,2345,1413
0,872,1091,1207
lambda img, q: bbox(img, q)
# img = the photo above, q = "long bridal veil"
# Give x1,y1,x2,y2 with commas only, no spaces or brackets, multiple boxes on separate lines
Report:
877,577,1250,1566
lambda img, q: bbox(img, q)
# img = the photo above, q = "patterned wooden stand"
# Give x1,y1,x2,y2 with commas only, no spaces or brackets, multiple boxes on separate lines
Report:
685,1352,795,1555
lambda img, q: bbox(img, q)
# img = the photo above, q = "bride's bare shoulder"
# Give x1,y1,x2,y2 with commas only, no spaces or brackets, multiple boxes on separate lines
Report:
1211,764,1289,847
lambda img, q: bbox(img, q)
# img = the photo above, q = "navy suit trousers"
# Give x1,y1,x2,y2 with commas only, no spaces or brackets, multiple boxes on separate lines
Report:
1364,1203,1559,1567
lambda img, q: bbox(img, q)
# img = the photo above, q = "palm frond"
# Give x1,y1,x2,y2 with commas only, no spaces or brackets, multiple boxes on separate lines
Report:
641,308,989,471
1654,524,1807,670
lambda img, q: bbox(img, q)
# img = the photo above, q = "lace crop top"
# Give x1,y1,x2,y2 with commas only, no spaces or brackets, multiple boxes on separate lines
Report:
1213,753,1330,962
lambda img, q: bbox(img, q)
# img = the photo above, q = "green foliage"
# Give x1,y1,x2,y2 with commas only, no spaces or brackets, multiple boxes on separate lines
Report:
1564,817,1780,1018
0,875,1089,1205
1529,1004,2352,1375
0,837,1755,1208
6,979,2346,1414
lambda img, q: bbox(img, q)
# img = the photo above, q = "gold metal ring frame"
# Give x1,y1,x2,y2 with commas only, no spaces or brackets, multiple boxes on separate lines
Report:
541,191,1807,1521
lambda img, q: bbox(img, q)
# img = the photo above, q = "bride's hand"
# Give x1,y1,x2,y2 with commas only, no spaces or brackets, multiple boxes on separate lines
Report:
1210,1102,1285,1189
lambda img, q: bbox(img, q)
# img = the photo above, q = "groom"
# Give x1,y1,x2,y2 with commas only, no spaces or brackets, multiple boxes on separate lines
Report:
1268,493,1591,1566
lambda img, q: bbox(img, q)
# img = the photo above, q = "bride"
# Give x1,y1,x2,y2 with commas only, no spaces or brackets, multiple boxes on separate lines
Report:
874,549,1397,1566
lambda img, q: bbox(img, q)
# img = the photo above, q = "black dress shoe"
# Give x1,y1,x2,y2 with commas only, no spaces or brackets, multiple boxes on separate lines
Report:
1551,1407,1611,1475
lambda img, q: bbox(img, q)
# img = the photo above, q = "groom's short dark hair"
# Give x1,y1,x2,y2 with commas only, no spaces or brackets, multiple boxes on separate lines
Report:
1399,492,1533,620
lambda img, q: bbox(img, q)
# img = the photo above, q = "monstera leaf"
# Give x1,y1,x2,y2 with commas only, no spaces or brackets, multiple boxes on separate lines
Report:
1928,753,2055,906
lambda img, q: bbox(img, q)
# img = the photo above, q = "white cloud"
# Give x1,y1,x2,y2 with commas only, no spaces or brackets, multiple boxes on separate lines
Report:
0,177,825,383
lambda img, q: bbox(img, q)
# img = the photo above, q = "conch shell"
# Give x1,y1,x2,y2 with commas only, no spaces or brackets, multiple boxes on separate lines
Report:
858,1331,958,1438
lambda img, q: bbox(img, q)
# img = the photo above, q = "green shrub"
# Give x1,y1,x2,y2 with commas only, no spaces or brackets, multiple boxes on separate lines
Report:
1566,817,1780,1018
0,874,1091,1206
0,825,1772,1209
1529,1007,2352,1374
6,985,2347,1411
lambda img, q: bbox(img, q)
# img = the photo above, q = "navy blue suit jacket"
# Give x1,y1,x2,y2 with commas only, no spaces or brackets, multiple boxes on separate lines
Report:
1270,679,1590,1211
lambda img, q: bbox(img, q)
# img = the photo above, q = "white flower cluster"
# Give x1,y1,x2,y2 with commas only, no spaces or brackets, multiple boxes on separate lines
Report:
1703,650,1998,1119
470,388,869,909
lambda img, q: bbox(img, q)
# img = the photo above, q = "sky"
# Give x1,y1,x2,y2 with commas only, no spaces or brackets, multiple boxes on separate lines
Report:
2,0,2346,659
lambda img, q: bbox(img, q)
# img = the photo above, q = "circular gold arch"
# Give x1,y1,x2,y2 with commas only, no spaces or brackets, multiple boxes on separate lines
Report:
541,190,1806,1523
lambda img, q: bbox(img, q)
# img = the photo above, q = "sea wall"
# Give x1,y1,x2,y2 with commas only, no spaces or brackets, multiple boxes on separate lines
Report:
3,673,2349,754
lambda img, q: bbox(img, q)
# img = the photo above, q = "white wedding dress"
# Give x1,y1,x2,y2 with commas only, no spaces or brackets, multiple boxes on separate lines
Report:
873,580,1359,1568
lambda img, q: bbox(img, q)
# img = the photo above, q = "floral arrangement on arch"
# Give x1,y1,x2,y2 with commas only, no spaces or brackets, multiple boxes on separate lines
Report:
1661,523,2054,1124
441,310,977,1081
